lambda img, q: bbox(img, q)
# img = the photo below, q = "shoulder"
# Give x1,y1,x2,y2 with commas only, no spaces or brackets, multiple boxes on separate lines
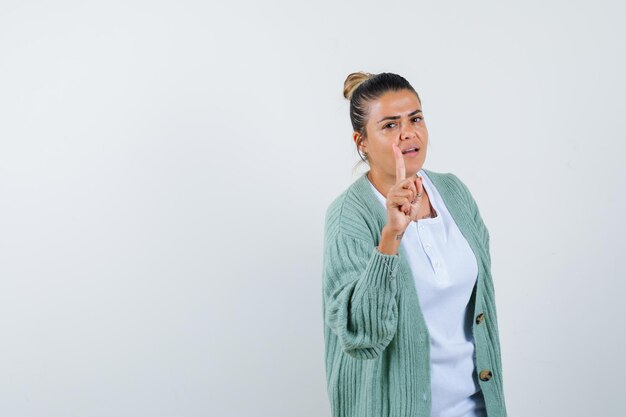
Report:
425,169,487,234
324,175,378,243
423,168,473,203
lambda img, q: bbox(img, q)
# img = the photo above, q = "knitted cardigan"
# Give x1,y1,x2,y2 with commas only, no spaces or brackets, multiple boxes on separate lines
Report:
322,168,507,417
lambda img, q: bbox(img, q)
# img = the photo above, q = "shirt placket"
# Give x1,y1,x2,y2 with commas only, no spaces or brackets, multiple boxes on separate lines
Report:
415,220,450,283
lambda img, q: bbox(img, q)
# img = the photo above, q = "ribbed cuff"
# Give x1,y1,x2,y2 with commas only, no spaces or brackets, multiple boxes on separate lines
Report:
367,246,400,281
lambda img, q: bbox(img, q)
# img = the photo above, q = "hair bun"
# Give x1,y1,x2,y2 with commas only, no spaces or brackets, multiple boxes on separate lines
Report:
343,71,374,100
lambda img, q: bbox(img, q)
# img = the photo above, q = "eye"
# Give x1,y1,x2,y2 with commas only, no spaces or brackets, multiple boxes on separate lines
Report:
412,116,424,123
383,123,397,129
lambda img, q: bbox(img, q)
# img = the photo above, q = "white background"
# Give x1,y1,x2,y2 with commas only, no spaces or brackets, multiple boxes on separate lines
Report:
1,1,624,416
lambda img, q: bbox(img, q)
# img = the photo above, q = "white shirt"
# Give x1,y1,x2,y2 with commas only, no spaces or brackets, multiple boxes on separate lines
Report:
368,168,487,417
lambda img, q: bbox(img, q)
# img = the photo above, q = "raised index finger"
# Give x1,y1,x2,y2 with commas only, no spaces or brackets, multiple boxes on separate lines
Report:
392,143,405,183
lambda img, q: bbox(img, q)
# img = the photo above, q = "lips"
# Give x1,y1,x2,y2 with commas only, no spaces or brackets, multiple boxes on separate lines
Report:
402,146,420,154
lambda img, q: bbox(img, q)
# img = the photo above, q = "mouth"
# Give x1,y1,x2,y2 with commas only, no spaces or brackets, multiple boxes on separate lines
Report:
401,147,420,155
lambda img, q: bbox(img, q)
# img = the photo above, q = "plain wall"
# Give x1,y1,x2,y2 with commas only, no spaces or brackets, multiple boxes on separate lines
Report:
1,0,624,416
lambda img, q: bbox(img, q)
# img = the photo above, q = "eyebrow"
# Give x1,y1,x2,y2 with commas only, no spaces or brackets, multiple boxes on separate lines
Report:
377,108,422,124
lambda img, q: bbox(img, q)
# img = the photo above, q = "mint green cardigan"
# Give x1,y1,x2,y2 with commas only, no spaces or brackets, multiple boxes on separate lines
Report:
322,169,507,417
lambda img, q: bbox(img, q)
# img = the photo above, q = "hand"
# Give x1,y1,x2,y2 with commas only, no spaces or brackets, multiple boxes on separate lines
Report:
385,143,424,235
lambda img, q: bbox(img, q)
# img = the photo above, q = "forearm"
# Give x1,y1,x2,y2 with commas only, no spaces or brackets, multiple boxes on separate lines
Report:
377,225,403,255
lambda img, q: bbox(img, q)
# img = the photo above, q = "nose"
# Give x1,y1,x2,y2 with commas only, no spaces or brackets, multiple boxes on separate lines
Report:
400,124,417,140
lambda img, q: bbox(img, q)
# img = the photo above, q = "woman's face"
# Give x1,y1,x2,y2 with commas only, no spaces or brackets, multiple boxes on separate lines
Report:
356,89,428,181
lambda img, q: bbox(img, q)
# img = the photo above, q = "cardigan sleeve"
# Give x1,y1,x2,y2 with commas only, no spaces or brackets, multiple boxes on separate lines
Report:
322,231,399,360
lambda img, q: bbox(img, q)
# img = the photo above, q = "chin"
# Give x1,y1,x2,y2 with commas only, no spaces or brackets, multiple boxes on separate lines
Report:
408,163,423,174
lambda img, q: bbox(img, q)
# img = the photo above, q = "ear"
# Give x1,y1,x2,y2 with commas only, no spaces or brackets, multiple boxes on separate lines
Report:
353,131,367,152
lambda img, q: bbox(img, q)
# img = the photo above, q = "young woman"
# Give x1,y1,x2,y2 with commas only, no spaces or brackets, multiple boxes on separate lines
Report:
322,72,507,417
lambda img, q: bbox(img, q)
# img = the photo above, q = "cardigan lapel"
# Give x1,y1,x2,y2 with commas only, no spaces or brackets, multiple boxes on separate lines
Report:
425,170,486,321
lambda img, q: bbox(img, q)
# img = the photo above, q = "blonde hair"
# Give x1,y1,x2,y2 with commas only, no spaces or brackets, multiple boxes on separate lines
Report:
343,71,374,101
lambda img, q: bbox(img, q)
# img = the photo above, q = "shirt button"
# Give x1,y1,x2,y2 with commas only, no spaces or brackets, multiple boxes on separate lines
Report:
479,369,493,381
419,225,424,230
425,243,432,249
475,313,485,325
